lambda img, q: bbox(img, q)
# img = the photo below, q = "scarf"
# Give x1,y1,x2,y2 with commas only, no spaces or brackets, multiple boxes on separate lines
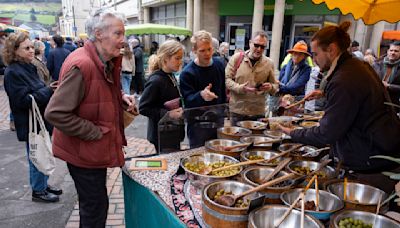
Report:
383,57,400,83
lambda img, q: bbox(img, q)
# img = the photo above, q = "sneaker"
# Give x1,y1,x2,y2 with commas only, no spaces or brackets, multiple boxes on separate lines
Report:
9,121,15,131
32,190,59,203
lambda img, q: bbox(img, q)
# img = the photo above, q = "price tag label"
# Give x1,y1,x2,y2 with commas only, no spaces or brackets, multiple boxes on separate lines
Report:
129,158,167,171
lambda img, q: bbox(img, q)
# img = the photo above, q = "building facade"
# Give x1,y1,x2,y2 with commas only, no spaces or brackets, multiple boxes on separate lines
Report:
60,0,101,38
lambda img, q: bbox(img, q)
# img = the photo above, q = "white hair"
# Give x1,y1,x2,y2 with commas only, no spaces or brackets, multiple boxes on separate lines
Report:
86,8,126,41
212,37,219,53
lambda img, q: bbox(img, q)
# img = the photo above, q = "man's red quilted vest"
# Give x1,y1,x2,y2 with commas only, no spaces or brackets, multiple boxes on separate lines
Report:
52,41,126,168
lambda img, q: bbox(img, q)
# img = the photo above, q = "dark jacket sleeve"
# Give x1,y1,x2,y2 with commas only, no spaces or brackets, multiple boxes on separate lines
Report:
45,67,102,141
6,69,52,110
46,51,54,79
279,64,311,95
139,76,168,120
290,76,359,147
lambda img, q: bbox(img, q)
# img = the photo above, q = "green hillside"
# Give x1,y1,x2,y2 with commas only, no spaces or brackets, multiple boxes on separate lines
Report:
0,2,60,12
0,2,61,25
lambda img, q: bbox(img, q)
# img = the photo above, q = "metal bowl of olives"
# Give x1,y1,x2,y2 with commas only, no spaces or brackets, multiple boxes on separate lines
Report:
281,188,344,220
331,210,400,228
248,205,324,228
286,160,336,181
236,120,267,134
240,151,284,166
181,153,242,189
205,139,247,158
327,181,388,207
240,135,281,149
242,167,294,204
263,130,285,139
203,180,262,209
279,143,326,161
217,126,252,141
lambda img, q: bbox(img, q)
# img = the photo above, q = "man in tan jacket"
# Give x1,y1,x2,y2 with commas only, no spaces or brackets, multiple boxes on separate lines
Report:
225,30,278,122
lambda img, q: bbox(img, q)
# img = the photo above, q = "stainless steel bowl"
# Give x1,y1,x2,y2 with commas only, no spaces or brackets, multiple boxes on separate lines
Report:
205,139,245,152
240,151,284,166
279,143,323,160
263,130,284,139
217,126,252,140
331,210,400,228
236,120,267,130
327,181,388,206
286,160,336,179
248,205,324,228
281,188,344,220
180,153,242,189
242,167,294,188
203,180,262,210
240,135,281,148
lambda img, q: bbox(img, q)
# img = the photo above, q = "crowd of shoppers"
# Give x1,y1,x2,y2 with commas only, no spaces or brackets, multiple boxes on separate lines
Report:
1,7,400,227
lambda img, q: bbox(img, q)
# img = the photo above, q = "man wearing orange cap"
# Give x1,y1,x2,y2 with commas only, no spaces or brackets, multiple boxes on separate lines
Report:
278,40,311,97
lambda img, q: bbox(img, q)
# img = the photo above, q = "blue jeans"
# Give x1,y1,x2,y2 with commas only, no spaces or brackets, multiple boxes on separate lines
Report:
121,73,132,95
26,142,49,192
10,112,14,121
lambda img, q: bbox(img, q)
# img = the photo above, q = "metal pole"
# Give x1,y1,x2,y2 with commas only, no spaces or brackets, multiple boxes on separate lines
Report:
72,5,77,37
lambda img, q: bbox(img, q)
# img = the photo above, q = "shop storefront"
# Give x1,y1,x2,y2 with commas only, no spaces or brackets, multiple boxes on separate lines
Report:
219,0,340,64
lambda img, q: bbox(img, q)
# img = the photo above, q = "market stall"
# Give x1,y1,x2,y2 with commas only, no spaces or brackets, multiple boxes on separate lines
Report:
122,103,400,227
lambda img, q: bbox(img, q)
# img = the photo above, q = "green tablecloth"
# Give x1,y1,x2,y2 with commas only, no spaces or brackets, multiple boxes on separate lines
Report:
122,172,186,228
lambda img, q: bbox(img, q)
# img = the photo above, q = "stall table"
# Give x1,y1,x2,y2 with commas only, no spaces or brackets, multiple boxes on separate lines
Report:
123,147,208,227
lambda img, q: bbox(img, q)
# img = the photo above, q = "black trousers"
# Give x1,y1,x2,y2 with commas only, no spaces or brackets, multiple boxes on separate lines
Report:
67,163,108,228
131,72,144,94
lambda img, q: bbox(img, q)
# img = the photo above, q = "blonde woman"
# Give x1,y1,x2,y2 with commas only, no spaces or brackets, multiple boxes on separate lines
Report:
120,42,135,94
139,40,184,152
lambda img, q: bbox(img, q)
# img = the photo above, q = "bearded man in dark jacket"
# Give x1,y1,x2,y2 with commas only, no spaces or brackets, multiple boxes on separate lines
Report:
280,22,400,195
373,41,400,111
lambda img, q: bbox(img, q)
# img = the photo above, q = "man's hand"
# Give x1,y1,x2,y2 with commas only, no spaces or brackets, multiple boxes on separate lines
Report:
242,81,257,93
258,82,272,92
277,123,293,135
200,83,218,101
382,81,389,88
304,89,324,101
122,94,136,112
169,107,183,119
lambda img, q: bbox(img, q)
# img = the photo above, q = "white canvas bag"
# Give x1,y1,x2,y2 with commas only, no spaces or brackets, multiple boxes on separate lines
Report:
28,95,55,176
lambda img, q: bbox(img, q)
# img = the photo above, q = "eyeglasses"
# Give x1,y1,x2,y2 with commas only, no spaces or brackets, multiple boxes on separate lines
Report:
253,43,266,50
20,46,34,51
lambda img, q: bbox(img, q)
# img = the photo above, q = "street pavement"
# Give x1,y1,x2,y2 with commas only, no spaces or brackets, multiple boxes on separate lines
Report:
0,75,155,228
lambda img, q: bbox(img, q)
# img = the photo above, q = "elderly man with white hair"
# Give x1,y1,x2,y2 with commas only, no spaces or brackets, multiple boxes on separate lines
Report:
45,9,136,227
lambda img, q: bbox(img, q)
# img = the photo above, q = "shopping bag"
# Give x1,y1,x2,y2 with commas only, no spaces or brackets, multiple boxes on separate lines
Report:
28,95,55,176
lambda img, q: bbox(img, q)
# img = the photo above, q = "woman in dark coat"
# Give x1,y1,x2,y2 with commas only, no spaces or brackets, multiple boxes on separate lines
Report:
3,32,61,203
139,40,184,152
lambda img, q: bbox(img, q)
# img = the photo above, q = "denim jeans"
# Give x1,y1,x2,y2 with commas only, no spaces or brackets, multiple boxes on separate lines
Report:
26,142,49,192
9,112,14,121
120,73,132,95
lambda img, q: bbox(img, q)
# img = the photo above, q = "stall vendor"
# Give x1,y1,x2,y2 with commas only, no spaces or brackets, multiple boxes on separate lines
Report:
279,21,400,194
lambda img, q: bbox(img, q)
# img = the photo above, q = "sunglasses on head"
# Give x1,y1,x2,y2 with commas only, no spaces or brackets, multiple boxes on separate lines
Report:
253,43,266,49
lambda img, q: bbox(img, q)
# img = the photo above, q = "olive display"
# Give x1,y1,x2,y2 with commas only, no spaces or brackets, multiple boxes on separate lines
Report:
183,161,240,176
248,155,264,160
248,155,278,165
213,189,250,208
338,217,373,228
292,166,327,178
